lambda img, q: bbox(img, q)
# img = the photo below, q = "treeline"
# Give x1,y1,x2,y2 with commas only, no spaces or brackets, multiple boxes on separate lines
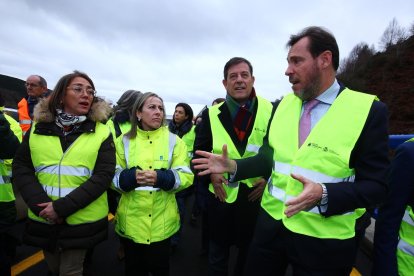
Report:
337,18,414,134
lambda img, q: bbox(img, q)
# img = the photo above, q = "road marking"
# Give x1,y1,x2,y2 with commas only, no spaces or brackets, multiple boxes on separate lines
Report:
11,250,44,276
351,268,362,276
11,213,362,276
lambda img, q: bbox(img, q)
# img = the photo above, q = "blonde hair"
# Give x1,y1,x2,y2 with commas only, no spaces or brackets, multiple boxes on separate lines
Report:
127,92,166,138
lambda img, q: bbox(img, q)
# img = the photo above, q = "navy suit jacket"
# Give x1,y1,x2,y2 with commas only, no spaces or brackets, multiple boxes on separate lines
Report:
373,141,414,276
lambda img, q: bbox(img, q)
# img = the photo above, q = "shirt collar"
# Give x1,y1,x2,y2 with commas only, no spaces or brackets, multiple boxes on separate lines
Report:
315,79,340,105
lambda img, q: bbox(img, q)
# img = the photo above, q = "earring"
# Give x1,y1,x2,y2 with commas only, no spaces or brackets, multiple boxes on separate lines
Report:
137,117,141,121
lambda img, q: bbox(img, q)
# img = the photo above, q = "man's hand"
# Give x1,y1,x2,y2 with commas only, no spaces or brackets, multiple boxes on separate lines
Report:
210,173,227,202
193,145,237,176
248,178,266,202
284,173,322,217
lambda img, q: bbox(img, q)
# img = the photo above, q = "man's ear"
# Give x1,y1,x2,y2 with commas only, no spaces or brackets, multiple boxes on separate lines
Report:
319,50,332,69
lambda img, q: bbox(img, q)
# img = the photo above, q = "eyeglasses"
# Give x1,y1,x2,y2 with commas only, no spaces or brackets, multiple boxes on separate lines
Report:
25,83,40,88
67,85,96,97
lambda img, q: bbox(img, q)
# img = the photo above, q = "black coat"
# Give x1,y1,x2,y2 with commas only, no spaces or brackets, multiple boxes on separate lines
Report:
12,99,115,251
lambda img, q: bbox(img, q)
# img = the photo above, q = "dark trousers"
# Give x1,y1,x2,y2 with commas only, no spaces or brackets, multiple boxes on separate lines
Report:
0,233,13,276
201,209,209,253
207,184,260,276
120,237,171,276
244,208,356,276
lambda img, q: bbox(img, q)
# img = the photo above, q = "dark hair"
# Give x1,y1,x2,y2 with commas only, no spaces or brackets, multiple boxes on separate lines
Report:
48,70,95,114
286,26,339,71
211,97,225,105
175,103,193,123
113,90,142,118
223,57,253,80
127,92,166,138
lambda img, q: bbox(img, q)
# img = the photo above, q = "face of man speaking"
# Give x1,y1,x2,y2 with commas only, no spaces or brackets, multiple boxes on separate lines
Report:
285,37,323,101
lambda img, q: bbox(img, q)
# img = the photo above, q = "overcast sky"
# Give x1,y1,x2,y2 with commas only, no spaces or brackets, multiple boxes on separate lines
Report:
0,0,413,115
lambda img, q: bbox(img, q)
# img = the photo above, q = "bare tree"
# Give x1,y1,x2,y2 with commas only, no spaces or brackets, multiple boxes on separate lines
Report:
338,42,375,74
379,18,408,50
410,21,414,36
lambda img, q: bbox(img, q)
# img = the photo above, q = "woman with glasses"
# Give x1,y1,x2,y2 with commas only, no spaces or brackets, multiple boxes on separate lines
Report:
12,71,115,276
112,92,193,276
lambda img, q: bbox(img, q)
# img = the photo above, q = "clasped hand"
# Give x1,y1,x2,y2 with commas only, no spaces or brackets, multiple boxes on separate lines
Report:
136,169,157,186
38,202,62,224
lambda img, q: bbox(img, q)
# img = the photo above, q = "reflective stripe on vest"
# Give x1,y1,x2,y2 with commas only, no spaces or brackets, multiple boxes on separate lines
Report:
113,125,193,244
35,165,93,177
34,165,93,197
208,96,273,203
397,206,414,275
29,122,110,225
398,239,414,257
263,89,375,239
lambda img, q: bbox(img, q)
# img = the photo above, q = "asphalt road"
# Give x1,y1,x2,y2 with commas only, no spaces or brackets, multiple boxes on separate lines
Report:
11,195,372,276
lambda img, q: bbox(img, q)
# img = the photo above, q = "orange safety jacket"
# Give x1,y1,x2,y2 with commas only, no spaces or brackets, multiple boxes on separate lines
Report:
17,98,32,137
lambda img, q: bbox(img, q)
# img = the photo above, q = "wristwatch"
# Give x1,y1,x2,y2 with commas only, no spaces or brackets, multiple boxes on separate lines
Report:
318,183,328,206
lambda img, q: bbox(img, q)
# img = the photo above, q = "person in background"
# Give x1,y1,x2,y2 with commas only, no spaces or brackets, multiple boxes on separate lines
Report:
191,97,226,256
106,90,142,214
106,89,142,262
193,57,273,276
373,138,414,276
18,75,49,137
12,71,115,276
107,90,143,141
168,102,195,252
211,98,225,106
0,95,22,276
112,92,193,276
193,26,389,275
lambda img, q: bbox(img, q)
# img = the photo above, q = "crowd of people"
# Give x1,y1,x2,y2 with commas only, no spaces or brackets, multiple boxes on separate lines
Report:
0,25,413,276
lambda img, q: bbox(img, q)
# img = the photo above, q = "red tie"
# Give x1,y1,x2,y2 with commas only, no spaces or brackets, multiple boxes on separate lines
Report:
299,99,319,147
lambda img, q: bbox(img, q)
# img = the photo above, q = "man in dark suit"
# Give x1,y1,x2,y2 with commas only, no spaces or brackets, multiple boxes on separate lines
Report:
193,57,273,276
193,26,389,275
373,139,414,276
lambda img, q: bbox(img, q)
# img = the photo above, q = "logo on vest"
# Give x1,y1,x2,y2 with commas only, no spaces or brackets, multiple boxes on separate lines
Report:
306,142,339,156
254,127,266,133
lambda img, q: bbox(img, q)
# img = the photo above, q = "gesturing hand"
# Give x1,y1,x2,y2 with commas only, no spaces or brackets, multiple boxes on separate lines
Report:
248,178,266,202
284,173,323,217
192,145,237,176
210,173,228,202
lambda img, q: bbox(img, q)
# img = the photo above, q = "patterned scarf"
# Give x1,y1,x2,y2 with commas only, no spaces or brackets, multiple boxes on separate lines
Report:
226,88,256,141
55,109,87,135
